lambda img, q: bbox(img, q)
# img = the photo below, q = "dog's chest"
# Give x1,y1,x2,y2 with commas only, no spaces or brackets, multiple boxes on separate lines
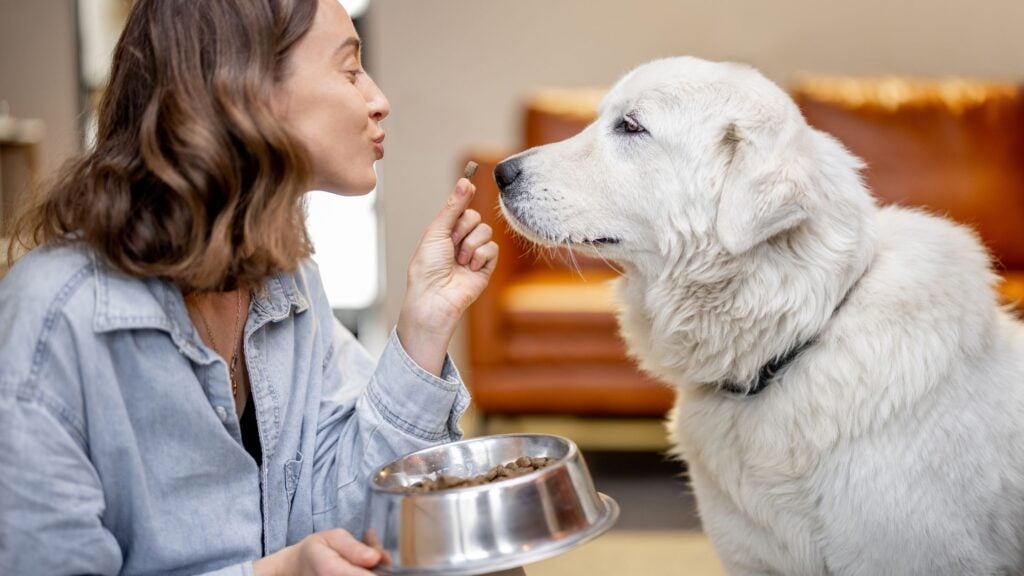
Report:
674,392,827,510
671,394,832,571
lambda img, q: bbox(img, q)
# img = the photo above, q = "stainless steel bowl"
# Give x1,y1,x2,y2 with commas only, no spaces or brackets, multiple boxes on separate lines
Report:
364,433,619,575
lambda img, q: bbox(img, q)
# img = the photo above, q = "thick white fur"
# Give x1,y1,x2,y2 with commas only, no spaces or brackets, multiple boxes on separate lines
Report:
499,57,1024,575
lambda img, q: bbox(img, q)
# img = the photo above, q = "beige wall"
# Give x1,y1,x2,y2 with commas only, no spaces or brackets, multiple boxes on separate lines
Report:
364,0,1024,363
0,0,81,179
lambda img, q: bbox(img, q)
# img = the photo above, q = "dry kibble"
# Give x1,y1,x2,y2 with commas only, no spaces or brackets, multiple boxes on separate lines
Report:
405,456,557,493
463,160,479,180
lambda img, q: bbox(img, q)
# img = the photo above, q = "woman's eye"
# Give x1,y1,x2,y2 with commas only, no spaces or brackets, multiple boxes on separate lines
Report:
618,114,646,134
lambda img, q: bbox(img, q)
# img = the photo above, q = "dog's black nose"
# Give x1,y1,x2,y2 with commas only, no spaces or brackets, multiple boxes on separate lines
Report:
494,159,522,193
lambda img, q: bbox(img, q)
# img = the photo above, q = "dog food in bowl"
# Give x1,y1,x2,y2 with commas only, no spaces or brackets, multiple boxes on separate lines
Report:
404,456,556,492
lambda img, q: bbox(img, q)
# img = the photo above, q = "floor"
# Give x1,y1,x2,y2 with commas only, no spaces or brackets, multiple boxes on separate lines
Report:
526,531,725,576
462,414,727,576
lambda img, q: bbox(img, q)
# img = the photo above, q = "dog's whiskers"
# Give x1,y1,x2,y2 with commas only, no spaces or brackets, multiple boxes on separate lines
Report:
588,241,626,275
563,238,587,280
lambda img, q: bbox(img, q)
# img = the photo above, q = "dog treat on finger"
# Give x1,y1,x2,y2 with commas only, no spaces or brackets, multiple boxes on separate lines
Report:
463,160,479,180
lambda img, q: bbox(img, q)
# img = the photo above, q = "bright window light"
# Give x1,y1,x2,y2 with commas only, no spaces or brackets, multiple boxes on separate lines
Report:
306,190,380,310
339,0,370,19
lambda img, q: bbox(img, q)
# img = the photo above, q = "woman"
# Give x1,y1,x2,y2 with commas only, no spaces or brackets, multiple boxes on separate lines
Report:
0,0,496,574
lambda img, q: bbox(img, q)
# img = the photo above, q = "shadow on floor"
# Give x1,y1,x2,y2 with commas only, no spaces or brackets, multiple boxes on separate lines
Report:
582,450,703,532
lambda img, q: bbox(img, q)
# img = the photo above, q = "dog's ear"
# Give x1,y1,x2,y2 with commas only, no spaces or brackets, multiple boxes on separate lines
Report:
715,122,812,255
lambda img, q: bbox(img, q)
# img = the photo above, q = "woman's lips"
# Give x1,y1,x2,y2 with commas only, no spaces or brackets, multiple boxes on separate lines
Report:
374,143,384,159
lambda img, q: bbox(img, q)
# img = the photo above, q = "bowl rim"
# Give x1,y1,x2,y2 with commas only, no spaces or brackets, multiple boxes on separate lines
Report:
368,432,581,495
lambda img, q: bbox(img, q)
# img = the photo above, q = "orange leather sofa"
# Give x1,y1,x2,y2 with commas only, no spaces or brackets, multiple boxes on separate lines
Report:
791,77,1024,302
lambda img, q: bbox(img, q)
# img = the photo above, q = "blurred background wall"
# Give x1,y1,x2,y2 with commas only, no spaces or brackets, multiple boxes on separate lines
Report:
0,0,80,177
363,0,1024,364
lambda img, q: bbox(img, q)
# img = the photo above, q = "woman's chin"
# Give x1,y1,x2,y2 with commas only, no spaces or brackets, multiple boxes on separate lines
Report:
315,175,377,196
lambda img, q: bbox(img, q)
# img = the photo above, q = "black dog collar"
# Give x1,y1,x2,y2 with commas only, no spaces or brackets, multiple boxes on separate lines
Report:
718,274,863,397
719,338,818,396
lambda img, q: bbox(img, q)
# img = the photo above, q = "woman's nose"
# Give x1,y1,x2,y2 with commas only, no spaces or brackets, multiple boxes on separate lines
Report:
366,77,391,122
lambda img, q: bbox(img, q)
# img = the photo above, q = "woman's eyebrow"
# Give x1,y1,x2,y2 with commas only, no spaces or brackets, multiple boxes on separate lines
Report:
333,36,361,59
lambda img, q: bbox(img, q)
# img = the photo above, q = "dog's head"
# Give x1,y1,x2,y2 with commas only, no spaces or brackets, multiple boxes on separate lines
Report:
497,56,837,264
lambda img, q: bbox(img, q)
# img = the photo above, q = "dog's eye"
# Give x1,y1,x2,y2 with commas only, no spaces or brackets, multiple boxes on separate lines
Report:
617,114,646,135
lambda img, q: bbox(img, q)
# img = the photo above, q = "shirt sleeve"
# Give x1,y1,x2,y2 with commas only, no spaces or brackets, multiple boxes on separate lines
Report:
311,319,470,535
0,389,265,576
0,391,123,576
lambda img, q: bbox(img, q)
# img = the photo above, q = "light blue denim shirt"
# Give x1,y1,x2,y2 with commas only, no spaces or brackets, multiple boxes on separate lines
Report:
0,243,470,575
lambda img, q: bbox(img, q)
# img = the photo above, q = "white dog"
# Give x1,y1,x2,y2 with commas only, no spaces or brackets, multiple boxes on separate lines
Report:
495,57,1024,575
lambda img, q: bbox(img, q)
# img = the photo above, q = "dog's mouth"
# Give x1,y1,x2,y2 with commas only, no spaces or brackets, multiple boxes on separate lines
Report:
579,237,620,246
499,196,622,249
545,235,624,251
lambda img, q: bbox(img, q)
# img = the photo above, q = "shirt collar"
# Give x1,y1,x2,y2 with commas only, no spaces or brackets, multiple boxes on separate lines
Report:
91,253,310,358
250,269,311,322
92,254,180,335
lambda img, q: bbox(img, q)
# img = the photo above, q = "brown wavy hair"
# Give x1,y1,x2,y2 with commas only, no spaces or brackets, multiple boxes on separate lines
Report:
10,0,319,291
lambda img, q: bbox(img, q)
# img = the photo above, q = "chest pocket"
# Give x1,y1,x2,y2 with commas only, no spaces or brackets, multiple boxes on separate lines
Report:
284,451,304,506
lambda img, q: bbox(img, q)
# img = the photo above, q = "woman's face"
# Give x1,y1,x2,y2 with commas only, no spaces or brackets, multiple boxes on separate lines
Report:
273,0,390,195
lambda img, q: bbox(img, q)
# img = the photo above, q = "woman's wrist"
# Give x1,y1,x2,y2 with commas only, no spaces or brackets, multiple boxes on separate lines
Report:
396,310,456,377
253,548,289,576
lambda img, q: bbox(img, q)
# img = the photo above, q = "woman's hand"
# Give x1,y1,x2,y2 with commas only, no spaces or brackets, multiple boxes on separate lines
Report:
397,177,498,375
253,529,381,576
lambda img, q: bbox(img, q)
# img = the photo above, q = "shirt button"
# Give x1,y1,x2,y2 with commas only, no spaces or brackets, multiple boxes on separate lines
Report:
214,406,229,422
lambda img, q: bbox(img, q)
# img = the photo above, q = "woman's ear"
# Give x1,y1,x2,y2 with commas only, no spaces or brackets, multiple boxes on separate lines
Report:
715,122,812,255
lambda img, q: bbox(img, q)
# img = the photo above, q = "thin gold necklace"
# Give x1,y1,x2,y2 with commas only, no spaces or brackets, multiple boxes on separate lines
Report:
190,289,244,397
